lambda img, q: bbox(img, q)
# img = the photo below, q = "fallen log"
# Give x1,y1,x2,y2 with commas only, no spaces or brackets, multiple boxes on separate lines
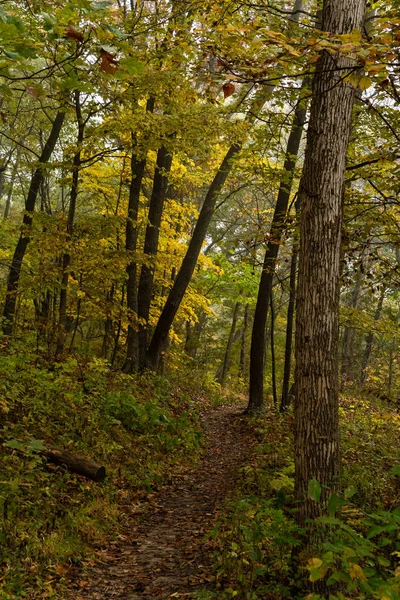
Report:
44,448,106,482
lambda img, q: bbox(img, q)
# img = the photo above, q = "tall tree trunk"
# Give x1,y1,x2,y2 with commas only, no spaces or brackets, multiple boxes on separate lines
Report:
2,111,65,335
239,303,250,378
270,293,278,410
185,311,207,359
340,243,367,387
137,144,173,369
123,97,155,373
216,301,240,386
246,85,308,414
294,0,366,528
359,287,385,385
280,246,298,411
145,87,273,370
3,153,19,219
388,340,395,399
245,0,307,414
56,92,84,357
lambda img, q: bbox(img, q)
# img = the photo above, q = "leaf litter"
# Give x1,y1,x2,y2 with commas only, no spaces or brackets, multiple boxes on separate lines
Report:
66,402,252,599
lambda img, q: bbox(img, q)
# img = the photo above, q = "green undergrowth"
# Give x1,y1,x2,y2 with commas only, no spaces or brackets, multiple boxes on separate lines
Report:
0,341,212,599
200,396,400,600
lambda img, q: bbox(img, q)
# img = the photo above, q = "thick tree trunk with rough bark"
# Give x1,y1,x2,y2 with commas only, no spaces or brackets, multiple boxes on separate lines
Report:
2,111,65,336
137,145,173,369
294,0,366,526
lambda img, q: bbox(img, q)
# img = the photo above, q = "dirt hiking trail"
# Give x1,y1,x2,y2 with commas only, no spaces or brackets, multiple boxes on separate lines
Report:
68,402,252,599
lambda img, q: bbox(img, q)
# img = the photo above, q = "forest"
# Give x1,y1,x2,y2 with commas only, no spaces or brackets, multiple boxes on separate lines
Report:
0,0,399,598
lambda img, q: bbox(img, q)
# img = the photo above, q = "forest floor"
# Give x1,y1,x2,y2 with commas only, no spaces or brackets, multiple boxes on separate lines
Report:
65,401,253,600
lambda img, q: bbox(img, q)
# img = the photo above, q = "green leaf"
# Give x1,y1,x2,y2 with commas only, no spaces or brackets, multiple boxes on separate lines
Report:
366,525,385,539
358,76,372,91
42,12,56,28
4,439,23,450
328,492,346,516
28,438,45,452
4,50,20,59
92,0,113,10
104,24,126,39
389,466,400,476
119,57,145,76
308,478,322,502
344,485,356,499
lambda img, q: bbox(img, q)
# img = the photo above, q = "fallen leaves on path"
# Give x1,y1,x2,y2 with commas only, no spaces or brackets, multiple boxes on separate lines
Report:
65,403,252,599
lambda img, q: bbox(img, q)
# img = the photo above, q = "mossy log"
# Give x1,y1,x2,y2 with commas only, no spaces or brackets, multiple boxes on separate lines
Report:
44,448,106,482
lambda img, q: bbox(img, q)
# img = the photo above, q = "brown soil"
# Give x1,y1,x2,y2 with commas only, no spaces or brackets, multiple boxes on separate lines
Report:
67,402,252,599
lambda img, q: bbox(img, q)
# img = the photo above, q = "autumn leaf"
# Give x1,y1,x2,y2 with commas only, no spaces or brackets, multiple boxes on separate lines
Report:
64,24,84,43
26,85,45,99
222,82,235,98
100,48,119,74
349,563,367,581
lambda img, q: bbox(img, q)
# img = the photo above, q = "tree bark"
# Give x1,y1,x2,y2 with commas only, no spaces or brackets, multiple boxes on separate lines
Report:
3,153,19,219
56,92,84,357
137,144,173,369
280,247,298,411
294,0,366,527
123,97,155,373
44,448,106,482
2,111,65,335
340,243,367,387
239,303,249,378
270,293,278,410
246,86,308,413
216,301,240,386
145,87,273,370
359,287,385,385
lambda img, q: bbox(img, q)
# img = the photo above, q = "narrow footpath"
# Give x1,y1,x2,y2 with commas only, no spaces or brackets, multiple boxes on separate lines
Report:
68,402,252,599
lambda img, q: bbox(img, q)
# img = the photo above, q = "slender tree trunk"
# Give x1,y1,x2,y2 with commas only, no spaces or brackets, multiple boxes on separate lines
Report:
270,293,278,410
216,301,240,386
341,243,367,387
2,111,65,335
360,287,385,385
245,0,308,414
3,154,19,219
112,284,125,367
280,246,298,411
123,97,155,373
388,340,395,399
185,311,207,359
145,87,273,370
102,283,115,359
247,87,308,414
56,93,83,356
239,303,249,378
294,0,366,528
137,144,173,369
69,275,83,353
